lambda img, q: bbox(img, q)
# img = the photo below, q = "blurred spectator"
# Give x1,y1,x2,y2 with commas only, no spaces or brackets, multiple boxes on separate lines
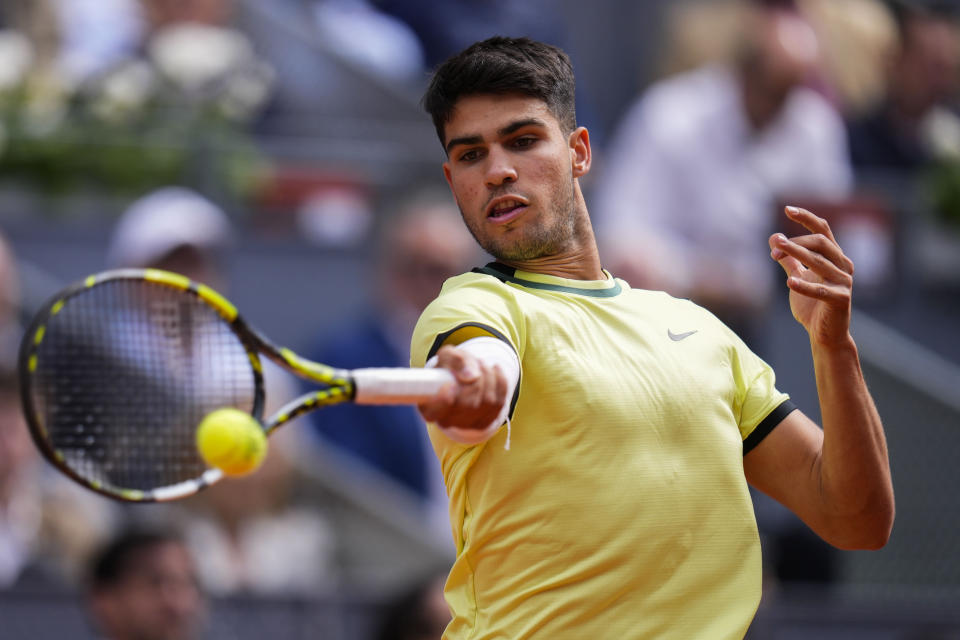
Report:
312,0,424,82
655,0,753,79
371,0,602,140
302,189,479,535
798,0,898,116
107,185,298,408
847,1,960,171
375,570,450,640
0,364,40,588
177,431,337,596
107,186,234,289
373,0,563,70
86,528,205,640
0,232,116,590
141,0,235,30
658,0,898,116
0,232,21,365
0,365,117,589
107,186,333,597
49,0,145,85
594,2,852,347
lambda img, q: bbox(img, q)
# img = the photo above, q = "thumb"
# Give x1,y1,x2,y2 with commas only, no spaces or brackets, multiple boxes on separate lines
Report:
769,234,803,278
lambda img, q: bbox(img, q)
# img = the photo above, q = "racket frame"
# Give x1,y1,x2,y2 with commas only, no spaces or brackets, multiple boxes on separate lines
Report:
18,268,358,502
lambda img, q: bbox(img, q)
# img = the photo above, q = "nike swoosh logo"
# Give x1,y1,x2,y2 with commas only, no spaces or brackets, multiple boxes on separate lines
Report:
668,329,698,341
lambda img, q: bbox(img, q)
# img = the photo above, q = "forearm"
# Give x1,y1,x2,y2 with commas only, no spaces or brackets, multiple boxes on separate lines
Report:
811,335,894,547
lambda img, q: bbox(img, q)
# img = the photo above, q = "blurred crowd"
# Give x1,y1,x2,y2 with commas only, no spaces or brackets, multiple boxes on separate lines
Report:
1,0,960,638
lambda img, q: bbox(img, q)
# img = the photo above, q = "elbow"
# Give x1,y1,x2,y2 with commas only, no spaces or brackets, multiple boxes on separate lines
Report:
864,504,895,550
830,502,895,551
849,522,892,551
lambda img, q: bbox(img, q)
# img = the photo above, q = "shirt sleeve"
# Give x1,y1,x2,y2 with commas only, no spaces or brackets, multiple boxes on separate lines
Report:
727,330,795,454
410,273,524,369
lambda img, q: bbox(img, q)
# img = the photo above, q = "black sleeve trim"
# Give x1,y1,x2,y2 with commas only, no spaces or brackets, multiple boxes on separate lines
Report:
742,400,798,456
426,321,521,421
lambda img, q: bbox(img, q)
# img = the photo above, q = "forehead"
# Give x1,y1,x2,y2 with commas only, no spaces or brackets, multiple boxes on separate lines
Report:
445,94,559,140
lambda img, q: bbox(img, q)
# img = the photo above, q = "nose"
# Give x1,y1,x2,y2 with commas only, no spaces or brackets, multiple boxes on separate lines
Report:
484,145,517,187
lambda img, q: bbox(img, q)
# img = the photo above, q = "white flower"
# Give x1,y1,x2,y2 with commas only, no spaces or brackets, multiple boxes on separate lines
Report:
148,24,256,94
923,106,960,161
217,60,274,121
0,30,34,92
90,59,158,123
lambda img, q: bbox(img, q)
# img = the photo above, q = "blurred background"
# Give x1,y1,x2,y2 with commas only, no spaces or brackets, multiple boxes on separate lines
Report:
0,0,959,638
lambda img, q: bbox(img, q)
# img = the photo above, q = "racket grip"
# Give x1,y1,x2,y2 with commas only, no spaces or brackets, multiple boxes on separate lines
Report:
352,367,455,405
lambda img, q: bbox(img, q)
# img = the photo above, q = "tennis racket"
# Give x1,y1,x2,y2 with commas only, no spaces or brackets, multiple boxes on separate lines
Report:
18,268,453,502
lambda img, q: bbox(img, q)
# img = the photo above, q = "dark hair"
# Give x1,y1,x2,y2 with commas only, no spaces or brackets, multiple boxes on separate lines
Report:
889,0,959,37
88,529,184,590
422,36,577,146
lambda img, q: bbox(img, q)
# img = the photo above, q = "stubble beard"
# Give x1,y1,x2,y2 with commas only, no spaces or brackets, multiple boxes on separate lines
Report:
460,175,579,262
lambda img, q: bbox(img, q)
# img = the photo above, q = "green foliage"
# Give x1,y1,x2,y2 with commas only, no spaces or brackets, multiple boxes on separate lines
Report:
0,26,273,208
926,159,960,229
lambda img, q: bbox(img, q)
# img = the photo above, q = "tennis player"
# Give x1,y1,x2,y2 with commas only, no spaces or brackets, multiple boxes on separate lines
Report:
412,37,894,639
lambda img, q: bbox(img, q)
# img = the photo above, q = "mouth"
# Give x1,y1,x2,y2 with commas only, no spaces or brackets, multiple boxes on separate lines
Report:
486,196,529,224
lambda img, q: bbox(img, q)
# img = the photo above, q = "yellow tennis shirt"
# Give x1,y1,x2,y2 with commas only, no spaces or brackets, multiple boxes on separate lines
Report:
410,264,794,639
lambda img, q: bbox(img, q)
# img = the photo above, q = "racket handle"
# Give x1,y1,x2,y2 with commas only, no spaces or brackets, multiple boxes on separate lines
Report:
352,367,455,405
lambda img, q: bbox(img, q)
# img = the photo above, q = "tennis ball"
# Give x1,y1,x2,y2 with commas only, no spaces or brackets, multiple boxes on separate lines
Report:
196,408,267,476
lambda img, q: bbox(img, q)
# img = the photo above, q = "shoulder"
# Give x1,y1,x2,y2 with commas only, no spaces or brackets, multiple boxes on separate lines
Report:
620,282,713,316
428,269,523,312
411,269,525,366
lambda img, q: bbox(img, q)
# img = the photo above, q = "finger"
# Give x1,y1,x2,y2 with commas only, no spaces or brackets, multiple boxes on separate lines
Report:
769,234,805,277
458,361,491,410
786,276,851,304
418,392,455,423
486,364,508,408
772,234,851,286
784,206,838,244
790,234,854,275
493,365,508,406
436,345,481,383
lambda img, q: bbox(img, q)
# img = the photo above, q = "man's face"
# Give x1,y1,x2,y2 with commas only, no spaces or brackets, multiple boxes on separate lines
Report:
93,542,204,640
896,17,960,115
442,94,584,262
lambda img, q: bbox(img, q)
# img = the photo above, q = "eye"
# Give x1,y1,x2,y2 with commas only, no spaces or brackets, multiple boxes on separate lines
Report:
513,136,537,149
458,148,483,162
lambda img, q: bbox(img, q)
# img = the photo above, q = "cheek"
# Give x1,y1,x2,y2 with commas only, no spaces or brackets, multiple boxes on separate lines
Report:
530,161,571,199
450,176,482,209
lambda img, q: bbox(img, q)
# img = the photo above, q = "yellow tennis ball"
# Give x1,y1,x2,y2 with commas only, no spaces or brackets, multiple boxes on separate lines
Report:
196,408,267,476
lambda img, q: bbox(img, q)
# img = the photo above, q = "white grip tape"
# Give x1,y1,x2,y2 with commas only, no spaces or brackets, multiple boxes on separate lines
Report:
352,367,455,405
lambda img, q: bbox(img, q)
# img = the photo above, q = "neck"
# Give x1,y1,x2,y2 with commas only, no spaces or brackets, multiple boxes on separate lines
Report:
501,197,605,280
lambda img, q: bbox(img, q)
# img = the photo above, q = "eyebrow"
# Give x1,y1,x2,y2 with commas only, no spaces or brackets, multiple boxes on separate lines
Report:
445,118,548,154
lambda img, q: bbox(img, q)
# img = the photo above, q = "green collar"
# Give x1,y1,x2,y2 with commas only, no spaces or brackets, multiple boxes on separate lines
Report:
472,262,623,298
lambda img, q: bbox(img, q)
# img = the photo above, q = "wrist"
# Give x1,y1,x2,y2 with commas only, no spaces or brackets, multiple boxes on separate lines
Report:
810,333,858,359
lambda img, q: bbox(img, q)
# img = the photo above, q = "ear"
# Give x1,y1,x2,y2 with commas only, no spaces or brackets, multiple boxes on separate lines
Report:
569,126,592,178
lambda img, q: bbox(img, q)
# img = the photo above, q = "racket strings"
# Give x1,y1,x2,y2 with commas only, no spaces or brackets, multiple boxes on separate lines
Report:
30,280,257,492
